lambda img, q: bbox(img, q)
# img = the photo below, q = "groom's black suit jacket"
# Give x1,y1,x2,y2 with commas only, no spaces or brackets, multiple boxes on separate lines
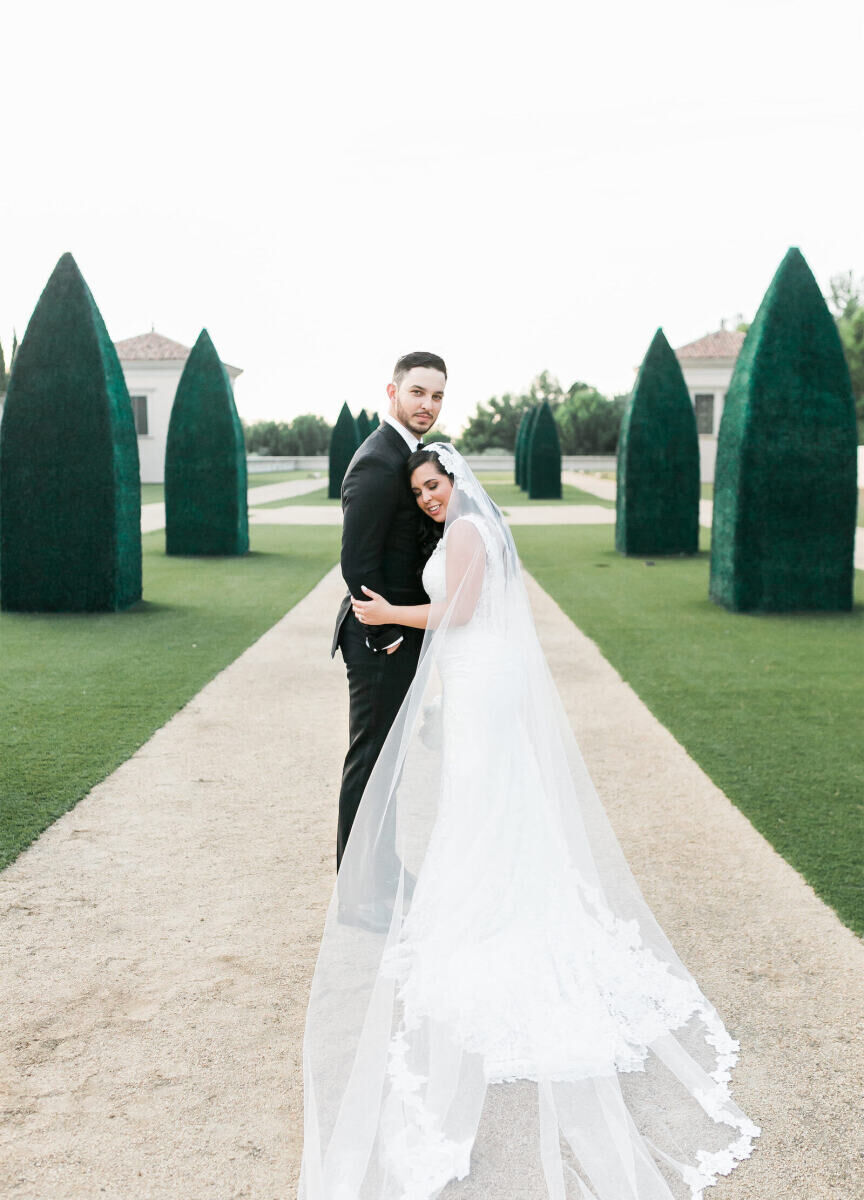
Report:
331,421,428,657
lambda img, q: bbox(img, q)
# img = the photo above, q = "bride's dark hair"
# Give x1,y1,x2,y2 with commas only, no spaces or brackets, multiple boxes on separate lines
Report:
407,447,453,566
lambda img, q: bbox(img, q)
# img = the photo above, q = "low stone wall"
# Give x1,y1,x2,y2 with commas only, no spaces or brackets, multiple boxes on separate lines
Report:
246,454,618,475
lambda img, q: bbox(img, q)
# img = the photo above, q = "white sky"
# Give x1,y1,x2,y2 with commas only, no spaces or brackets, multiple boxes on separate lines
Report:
1,0,862,433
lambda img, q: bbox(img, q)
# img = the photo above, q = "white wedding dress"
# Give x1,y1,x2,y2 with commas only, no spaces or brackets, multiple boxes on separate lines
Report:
298,447,759,1200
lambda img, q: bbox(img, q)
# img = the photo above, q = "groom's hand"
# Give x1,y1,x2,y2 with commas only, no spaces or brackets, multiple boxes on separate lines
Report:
385,642,401,655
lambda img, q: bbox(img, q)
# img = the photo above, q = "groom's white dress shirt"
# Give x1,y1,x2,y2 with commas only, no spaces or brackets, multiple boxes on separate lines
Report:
383,412,423,452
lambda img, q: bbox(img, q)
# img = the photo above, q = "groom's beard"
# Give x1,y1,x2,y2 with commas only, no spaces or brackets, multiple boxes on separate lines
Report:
393,398,439,437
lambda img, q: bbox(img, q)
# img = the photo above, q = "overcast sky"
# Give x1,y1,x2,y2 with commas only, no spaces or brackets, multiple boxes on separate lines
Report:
2,0,862,433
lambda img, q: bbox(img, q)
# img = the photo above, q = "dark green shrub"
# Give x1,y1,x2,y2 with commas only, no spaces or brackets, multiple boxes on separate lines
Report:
328,402,360,498
369,411,380,431
356,409,371,442
514,407,532,487
526,401,562,498
710,247,858,612
615,328,699,556
519,405,540,490
0,252,141,611
164,329,249,556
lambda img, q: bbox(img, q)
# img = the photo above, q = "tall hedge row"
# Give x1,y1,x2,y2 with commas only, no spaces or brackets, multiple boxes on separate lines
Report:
526,400,562,499
329,402,360,498
615,328,700,556
356,409,372,442
710,247,858,612
514,407,532,488
164,329,249,556
0,252,141,611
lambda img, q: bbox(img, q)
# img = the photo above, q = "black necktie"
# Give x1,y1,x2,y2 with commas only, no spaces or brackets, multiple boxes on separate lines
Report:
416,440,424,450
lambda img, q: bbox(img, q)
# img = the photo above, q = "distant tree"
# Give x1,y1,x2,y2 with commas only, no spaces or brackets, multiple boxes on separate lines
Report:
288,413,331,454
10,330,18,370
459,392,532,453
243,414,332,456
369,411,380,431
421,427,455,445
0,338,6,393
827,270,864,437
555,386,627,454
459,369,625,455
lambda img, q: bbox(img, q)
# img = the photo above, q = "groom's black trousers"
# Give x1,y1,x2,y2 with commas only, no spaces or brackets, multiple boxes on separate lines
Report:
336,616,422,871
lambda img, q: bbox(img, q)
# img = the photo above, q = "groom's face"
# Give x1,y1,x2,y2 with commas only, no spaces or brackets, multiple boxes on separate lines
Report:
387,367,445,437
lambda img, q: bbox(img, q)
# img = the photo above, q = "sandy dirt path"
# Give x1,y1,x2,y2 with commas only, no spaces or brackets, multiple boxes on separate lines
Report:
2,565,862,1199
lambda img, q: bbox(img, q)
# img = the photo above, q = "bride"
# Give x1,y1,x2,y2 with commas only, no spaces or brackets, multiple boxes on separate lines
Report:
297,444,760,1200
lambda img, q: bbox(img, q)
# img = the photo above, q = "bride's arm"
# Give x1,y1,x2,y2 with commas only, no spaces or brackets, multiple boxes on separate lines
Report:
352,520,486,630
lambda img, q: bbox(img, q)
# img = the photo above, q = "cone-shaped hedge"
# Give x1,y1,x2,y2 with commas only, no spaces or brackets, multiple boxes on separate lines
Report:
0,252,141,611
514,407,532,487
369,411,380,431
615,328,700,556
526,401,562,498
329,402,360,498
164,329,248,556
710,249,858,611
519,405,540,490
356,408,372,442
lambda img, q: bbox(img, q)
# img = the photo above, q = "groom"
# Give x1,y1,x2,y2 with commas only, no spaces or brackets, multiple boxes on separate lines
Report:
331,351,447,869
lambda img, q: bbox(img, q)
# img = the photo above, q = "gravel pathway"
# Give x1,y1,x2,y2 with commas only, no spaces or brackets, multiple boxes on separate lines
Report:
2,566,862,1198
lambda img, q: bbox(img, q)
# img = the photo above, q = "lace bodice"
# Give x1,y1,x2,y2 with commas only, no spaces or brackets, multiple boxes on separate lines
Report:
421,513,507,631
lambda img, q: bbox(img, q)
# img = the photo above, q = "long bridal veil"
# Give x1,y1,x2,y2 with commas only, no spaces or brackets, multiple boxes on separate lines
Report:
298,445,759,1200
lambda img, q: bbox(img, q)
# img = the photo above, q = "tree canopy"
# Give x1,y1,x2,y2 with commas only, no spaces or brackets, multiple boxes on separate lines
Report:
459,370,626,454
244,413,332,456
827,270,864,439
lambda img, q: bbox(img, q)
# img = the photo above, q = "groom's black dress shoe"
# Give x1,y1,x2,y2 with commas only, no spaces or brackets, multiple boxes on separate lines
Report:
337,870,417,934
337,899,392,934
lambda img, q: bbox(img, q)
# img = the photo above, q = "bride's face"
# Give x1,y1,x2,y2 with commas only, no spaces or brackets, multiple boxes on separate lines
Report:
410,463,453,523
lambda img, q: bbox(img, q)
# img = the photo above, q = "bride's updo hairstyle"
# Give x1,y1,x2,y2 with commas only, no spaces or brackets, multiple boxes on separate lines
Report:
407,446,453,565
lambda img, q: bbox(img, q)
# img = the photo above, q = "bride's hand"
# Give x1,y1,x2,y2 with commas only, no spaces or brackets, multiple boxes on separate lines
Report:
352,586,394,626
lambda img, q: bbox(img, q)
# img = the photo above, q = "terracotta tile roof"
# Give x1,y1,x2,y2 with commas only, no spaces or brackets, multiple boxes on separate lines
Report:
113,330,242,376
675,329,746,360
114,331,191,361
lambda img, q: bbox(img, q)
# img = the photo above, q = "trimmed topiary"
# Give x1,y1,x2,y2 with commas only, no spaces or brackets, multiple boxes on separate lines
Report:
0,252,141,612
328,402,360,498
519,405,540,490
164,329,249,556
526,401,562,498
615,327,700,556
356,409,372,442
710,247,858,612
514,407,532,488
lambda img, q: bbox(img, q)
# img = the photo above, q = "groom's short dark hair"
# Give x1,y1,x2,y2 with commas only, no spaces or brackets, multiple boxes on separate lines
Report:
393,351,447,387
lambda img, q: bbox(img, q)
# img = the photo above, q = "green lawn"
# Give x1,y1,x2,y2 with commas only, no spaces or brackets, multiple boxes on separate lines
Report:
258,474,615,510
515,525,864,936
0,525,340,870
141,471,322,506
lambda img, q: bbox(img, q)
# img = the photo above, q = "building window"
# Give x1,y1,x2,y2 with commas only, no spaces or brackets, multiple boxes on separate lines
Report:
130,395,149,435
694,393,714,435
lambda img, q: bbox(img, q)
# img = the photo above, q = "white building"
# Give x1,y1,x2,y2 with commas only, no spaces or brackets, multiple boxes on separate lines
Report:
114,330,242,484
674,327,746,483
